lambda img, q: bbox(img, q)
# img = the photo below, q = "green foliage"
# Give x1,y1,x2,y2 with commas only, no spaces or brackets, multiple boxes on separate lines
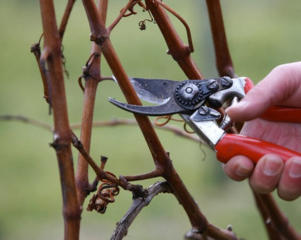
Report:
0,1,300,239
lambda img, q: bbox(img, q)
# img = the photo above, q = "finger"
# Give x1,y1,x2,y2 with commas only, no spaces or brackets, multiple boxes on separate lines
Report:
226,62,301,122
223,155,254,181
250,154,284,193
278,157,301,201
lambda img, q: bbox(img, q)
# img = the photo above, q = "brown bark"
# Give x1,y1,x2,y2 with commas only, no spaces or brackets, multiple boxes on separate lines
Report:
205,0,235,77
259,194,300,240
111,182,172,240
39,1,80,240
76,0,109,207
59,0,76,39
145,0,203,80
253,192,284,240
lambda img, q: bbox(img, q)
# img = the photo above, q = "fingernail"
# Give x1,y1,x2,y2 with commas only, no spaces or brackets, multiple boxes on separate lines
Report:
263,157,283,176
235,165,251,177
289,159,301,178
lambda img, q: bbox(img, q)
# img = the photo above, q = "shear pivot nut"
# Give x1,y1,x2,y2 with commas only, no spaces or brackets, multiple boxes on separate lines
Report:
198,106,209,115
221,76,233,88
174,81,203,110
207,79,219,90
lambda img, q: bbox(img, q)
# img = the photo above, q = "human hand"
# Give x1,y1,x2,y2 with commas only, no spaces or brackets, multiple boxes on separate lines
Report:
224,62,301,200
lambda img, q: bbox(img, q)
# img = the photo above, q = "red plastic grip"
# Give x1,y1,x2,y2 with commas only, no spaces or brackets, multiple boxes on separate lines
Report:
215,134,301,164
243,77,254,93
260,106,301,123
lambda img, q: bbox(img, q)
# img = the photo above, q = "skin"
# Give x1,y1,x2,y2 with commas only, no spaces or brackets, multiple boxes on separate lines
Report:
224,62,301,201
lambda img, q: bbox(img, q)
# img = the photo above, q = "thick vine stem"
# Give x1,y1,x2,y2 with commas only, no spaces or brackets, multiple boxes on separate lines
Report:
185,225,237,240
76,0,108,207
110,181,172,240
155,0,194,53
145,0,203,80
59,0,76,38
205,0,235,78
39,1,80,239
253,192,284,240
259,194,300,240
32,0,76,104
206,224,238,240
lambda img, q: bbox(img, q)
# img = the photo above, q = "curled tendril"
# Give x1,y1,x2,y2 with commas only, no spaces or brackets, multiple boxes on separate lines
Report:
138,9,155,30
154,115,195,134
87,171,120,214
154,115,183,126
183,122,195,134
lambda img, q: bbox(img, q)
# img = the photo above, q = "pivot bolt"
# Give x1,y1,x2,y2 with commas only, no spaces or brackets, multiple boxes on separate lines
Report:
209,109,221,118
179,83,199,100
221,76,233,88
198,106,209,115
207,79,219,91
185,87,193,94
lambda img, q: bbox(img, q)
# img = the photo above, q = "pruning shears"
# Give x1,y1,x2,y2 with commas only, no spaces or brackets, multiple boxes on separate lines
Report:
109,76,301,164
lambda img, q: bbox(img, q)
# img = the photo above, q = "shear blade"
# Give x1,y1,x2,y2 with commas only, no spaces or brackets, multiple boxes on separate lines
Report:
130,77,180,104
109,98,186,116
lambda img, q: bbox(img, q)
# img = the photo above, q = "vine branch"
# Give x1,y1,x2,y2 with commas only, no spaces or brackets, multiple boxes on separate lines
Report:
205,0,235,77
108,0,139,32
75,0,109,207
39,1,80,239
59,0,76,38
259,194,301,240
145,0,202,79
111,181,172,240
0,115,202,143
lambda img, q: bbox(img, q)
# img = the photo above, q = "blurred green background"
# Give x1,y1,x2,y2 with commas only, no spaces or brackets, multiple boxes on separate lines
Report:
0,0,300,239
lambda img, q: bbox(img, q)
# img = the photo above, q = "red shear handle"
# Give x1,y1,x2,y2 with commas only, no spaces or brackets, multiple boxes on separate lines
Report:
215,134,301,164
260,106,301,123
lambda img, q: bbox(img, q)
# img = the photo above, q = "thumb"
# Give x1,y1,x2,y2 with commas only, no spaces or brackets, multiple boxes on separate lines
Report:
225,85,272,121
226,62,301,122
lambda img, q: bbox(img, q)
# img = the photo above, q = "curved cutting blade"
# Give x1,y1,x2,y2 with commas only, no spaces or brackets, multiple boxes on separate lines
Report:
130,77,180,104
109,98,187,116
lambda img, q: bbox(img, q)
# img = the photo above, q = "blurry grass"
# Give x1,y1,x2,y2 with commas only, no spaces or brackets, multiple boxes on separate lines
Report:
0,0,301,239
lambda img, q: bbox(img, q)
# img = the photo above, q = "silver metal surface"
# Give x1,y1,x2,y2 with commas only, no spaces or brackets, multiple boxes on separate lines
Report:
178,82,199,100
220,97,239,130
181,112,225,149
109,97,185,116
130,77,179,104
128,77,234,107
208,77,246,107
